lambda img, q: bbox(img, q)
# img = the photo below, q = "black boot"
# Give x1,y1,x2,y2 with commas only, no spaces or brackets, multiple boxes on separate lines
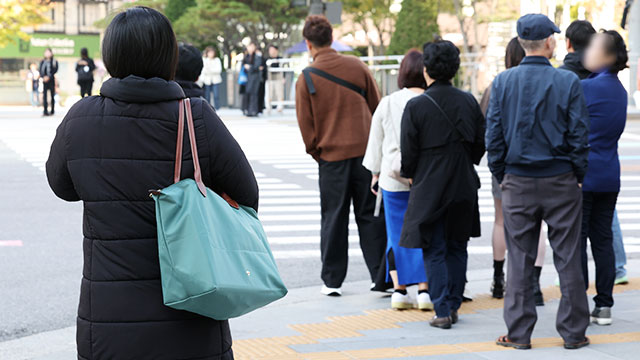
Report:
491,260,505,299
533,266,544,306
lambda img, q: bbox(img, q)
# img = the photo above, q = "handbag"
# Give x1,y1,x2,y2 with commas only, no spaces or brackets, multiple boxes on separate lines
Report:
238,66,248,85
387,106,410,186
151,98,287,320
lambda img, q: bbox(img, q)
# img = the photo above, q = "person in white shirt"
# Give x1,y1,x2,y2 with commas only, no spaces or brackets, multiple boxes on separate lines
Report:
200,46,223,108
363,49,431,311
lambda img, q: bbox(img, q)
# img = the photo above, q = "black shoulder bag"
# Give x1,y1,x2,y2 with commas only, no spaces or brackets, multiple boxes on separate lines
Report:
302,67,366,99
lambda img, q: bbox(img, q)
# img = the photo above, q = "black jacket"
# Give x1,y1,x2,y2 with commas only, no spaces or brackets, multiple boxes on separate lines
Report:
400,81,485,249
46,75,258,360
39,58,58,84
559,51,591,80
76,57,96,83
177,79,205,98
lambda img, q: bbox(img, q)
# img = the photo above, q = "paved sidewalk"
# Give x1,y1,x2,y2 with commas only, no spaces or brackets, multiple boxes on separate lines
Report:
1,261,639,359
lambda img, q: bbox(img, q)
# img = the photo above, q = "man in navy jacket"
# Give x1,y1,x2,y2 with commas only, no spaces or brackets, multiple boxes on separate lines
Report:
486,14,591,350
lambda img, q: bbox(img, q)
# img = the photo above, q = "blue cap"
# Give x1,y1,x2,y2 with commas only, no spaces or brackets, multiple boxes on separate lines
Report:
517,14,561,40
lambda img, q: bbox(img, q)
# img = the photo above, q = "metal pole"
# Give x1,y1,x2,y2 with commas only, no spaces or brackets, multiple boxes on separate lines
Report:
629,0,639,106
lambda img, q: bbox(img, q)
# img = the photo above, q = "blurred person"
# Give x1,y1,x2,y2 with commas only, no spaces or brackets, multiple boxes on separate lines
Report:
487,14,590,350
176,43,204,98
46,6,257,359
296,15,386,296
26,63,40,107
201,47,223,108
363,49,430,311
258,48,267,113
400,40,485,329
76,47,96,97
559,20,596,80
480,37,547,305
242,43,262,117
579,29,629,326
267,45,285,112
39,48,58,116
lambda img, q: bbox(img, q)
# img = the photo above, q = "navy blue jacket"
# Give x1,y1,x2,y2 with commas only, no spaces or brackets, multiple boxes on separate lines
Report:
581,71,627,192
486,56,590,183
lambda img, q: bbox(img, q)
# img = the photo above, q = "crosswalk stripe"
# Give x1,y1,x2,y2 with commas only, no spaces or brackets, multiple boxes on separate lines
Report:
261,197,320,204
259,205,321,213
261,190,320,197
259,183,301,190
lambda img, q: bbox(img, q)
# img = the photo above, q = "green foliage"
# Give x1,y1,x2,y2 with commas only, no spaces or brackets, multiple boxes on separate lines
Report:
173,0,306,64
387,0,439,55
0,0,50,48
93,0,168,29
342,0,396,55
165,0,196,22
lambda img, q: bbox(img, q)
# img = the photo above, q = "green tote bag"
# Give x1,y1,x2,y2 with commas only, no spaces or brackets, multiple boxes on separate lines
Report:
150,98,287,320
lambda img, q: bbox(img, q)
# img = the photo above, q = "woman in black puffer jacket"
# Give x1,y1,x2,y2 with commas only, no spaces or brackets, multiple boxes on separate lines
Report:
45,7,257,360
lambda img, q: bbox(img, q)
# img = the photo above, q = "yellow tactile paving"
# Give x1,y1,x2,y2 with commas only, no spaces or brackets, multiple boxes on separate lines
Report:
234,279,640,359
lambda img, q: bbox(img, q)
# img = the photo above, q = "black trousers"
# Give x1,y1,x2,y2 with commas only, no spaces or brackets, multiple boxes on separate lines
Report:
318,156,387,288
42,81,55,115
79,81,93,97
581,191,618,308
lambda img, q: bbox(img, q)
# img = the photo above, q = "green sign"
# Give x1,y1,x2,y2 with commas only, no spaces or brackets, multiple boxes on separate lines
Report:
0,33,100,59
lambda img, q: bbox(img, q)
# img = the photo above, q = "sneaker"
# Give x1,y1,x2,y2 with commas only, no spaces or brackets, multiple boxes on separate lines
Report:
429,315,452,329
391,292,414,310
491,274,505,299
321,285,342,297
590,307,612,325
615,276,629,285
417,292,434,311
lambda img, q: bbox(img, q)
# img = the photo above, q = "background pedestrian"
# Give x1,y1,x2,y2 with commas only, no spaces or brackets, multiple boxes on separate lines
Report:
242,42,262,117
176,43,204,98
26,63,40,107
559,20,596,80
76,47,96,97
39,48,58,116
200,46,223,108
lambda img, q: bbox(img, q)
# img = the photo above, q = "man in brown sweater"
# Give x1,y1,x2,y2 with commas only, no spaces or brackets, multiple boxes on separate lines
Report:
295,15,386,296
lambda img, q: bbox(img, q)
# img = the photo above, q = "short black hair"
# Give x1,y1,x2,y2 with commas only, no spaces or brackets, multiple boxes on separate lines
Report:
102,6,178,80
398,49,426,89
268,44,279,50
566,20,596,52
505,37,525,69
600,30,629,73
422,40,460,81
176,43,203,82
302,15,333,48
80,47,88,58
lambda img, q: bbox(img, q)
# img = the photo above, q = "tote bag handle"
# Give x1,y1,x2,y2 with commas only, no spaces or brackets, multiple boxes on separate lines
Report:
174,98,207,197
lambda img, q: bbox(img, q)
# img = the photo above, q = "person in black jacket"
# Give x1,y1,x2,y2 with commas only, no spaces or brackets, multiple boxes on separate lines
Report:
76,47,96,97
400,40,485,330
39,48,58,116
176,43,205,98
46,7,257,360
241,43,262,117
559,20,595,80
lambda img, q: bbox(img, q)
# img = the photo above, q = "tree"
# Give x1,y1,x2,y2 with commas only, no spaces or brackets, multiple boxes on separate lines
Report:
0,0,50,48
387,0,439,55
173,0,306,67
342,0,396,55
165,0,196,22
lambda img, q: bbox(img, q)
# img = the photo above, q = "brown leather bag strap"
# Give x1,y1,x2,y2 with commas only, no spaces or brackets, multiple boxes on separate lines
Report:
173,99,185,184
184,98,207,197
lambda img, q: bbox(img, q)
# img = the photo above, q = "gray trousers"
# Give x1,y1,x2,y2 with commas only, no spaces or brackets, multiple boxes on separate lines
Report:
502,172,589,344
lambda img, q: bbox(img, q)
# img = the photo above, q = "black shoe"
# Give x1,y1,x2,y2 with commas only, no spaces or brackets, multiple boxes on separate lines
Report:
533,266,544,306
590,307,612,325
534,289,544,306
43,112,50,117
491,274,505,299
564,337,590,349
429,316,452,329
450,310,458,324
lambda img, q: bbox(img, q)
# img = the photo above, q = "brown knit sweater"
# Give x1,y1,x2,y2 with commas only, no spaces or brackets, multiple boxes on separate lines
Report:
295,48,381,162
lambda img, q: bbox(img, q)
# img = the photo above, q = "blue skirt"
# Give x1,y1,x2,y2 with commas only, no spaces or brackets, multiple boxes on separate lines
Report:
382,189,428,285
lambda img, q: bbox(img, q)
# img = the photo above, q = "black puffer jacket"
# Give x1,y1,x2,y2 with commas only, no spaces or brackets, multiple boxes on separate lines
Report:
46,75,258,360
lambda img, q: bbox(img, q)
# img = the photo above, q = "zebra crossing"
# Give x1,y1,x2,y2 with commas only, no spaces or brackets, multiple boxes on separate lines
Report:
2,108,640,265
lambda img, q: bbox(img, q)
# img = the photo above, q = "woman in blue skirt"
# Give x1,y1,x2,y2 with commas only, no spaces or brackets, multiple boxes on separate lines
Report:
363,49,431,310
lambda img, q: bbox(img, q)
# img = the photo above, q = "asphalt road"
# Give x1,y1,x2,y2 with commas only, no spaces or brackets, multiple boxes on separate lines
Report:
1,106,640,342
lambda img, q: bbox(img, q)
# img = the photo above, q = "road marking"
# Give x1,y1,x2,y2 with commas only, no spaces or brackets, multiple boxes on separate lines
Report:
260,197,320,204
259,183,301,190
264,223,357,232
259,205,321,213
268,236,359,245
0,240,23,247
260,190,320,197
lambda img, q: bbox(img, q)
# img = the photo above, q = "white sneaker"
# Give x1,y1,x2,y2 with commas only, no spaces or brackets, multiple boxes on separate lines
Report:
417,292,434,310
391,292,415,310
321,285,342,296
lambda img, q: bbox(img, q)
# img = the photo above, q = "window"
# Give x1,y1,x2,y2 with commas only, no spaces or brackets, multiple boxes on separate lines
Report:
36,1,65,33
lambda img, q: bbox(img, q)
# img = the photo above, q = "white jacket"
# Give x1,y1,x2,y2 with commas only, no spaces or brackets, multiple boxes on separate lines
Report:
363,88,421,192
200,57,222,85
